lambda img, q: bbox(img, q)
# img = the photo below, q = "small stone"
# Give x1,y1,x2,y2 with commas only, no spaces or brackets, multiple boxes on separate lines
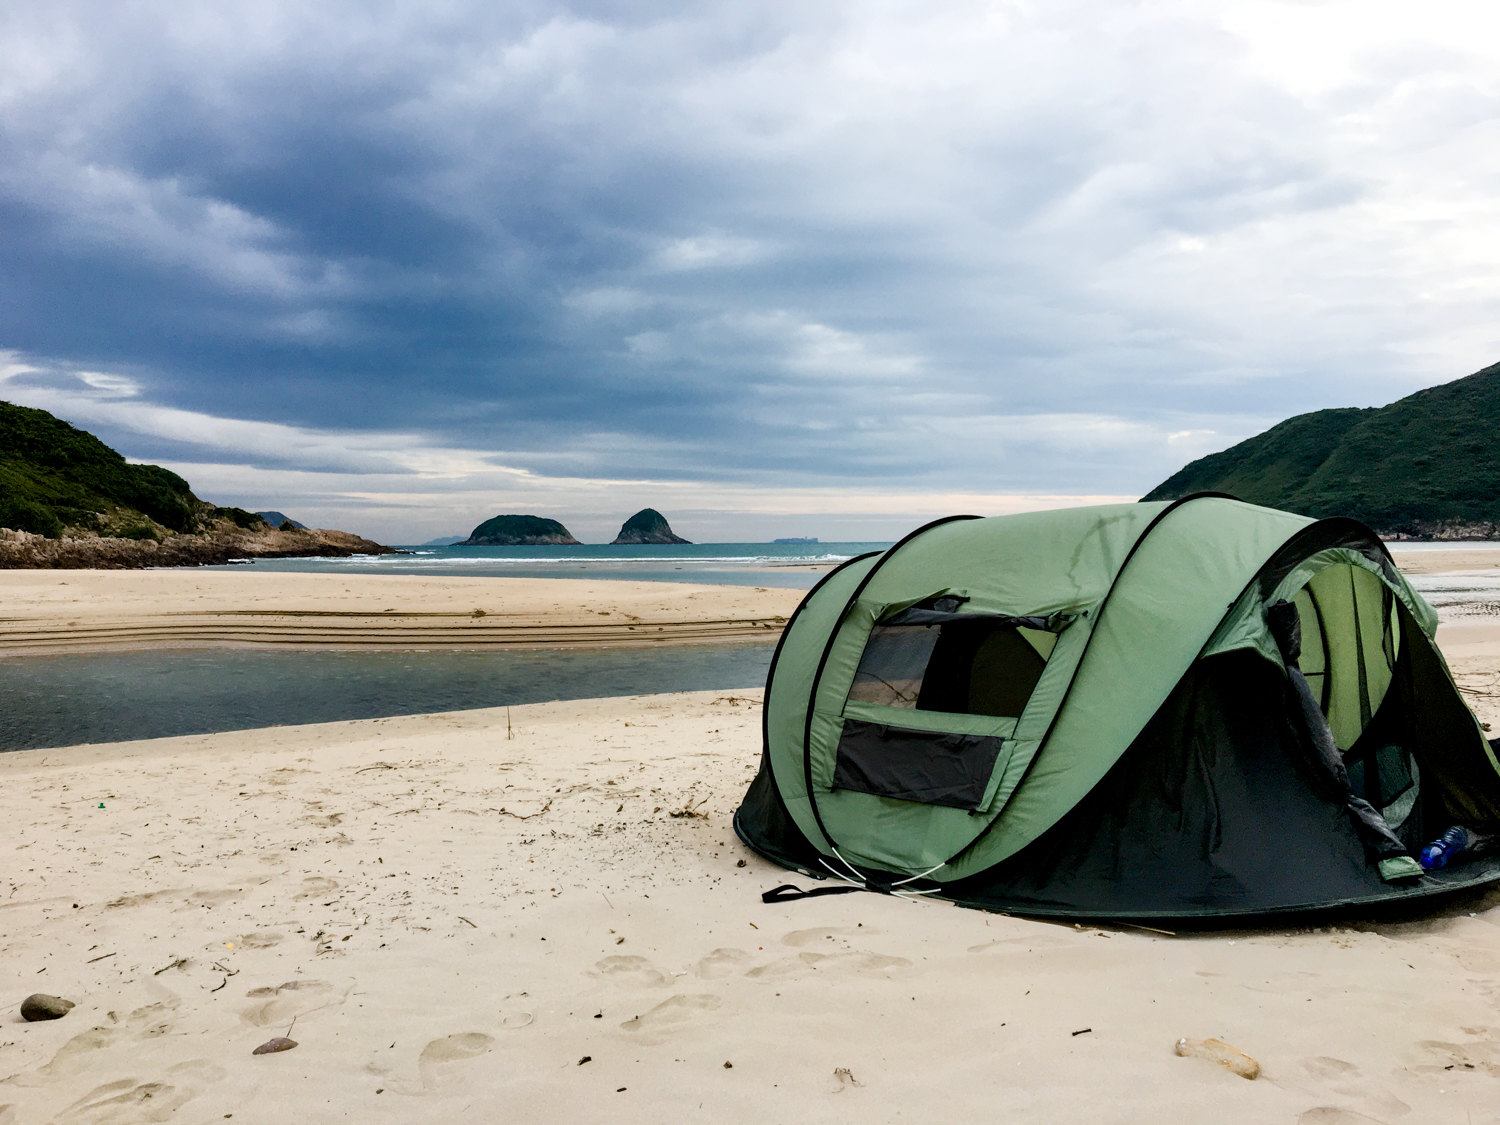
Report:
252,1037,298,1055
1175,1037,1260,1080
21,994,74,1022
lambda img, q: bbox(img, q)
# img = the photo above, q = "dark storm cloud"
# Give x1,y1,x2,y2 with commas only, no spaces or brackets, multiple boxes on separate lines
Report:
2,0,1498,538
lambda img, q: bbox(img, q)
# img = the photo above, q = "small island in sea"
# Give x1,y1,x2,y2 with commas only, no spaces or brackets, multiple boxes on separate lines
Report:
773,536,818,544
610,507,690,545
460,514,582,546
254,510,306,530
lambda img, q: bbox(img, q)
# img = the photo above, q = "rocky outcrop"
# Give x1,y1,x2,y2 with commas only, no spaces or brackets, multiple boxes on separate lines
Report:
1379,520,1500,541
610,508,690,545
0,522,398,569
461,514,581,546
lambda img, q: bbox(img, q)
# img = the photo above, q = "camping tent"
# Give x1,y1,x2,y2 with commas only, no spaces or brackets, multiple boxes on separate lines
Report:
734,496,1500,919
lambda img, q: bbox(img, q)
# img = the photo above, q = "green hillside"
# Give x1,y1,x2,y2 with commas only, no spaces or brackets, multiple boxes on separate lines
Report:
1144,360,1500,533
0,400,264,538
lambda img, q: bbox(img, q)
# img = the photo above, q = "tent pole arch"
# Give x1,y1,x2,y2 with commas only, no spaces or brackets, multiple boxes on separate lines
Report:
799,514,983,856
939,492,1243,873
756,549,883,829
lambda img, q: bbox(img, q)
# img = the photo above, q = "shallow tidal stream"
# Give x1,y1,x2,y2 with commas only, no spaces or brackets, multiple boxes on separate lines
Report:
0,643,775,752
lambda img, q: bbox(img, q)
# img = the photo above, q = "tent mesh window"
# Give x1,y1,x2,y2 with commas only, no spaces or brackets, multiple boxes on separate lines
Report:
847,619,1056,717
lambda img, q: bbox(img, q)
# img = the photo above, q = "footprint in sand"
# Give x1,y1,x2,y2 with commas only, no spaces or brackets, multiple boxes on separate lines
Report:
293,876,340,900
696,948,752,979
1297,1057,1410,1121
1412,1035,1500,1076
125,998,180,1038
240,979,342,1027
58,1061,225,1125
418,1033,495,1090
1303,1057,1359,1079
0,1103,16,1125
190,887,242,904
235,931,284,949
593,954,671,987
746,950,912,981
781,926,866,948
32,1028,132,1081
619,995,722,1043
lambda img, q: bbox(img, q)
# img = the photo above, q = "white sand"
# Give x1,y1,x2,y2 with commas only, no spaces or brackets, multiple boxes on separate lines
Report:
0,571,804,655
5,565,1500,1122
3,686,1500,1124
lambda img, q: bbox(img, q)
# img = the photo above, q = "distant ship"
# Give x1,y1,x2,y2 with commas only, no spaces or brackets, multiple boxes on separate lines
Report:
773,537,818,544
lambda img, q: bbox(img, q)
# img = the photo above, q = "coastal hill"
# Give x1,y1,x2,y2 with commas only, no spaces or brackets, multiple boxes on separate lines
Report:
0,400,394,567
610,507,690,545
461,514,581,546
1144,360,1500,538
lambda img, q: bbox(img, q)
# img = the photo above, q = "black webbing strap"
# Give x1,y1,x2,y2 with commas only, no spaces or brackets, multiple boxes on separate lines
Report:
761,883,861,904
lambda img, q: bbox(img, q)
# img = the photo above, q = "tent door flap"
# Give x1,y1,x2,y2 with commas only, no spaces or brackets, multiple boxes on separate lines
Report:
831,718,1004,810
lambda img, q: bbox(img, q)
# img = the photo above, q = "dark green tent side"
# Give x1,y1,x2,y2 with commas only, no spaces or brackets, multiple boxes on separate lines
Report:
734,498,1500,919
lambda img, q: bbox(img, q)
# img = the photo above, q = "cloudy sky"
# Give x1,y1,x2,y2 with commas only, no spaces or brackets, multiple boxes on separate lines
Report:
3,1,1499,543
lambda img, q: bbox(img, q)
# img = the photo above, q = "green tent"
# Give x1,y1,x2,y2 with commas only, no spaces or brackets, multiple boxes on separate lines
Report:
735,496,1500,919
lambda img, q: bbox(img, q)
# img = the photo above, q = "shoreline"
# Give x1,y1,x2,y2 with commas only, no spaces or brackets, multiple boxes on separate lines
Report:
0,546,1492,658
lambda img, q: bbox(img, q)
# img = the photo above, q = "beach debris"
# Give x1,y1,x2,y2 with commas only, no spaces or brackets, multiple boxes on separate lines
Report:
670,797,708,819
500,1011,533,1029
736,859,747,867
578,1056,592,1065
723,1061,733,1069
1175,1037,1260,1079
498,799,552,820
830,1067,862,1092
153,957,190,976
21,993,74,1021
252,1037,298,1055
1071,1028,1092,1036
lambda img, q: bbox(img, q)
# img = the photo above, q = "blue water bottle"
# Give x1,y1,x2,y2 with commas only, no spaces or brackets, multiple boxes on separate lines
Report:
1420,826,1470,870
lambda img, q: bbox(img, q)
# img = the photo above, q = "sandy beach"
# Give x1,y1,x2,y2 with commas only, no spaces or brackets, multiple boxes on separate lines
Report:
4,556,1500,1122
0,571,804,656
4,688,1500,1123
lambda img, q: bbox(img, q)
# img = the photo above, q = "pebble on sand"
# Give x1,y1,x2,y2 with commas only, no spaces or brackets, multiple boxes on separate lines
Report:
20,994,75,1022
253,1037,299,1055
1174,1036,1260,1080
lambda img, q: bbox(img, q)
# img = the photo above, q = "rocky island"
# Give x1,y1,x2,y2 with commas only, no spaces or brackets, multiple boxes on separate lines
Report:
460,514,582,545
610,507,690,545
0,400,395,568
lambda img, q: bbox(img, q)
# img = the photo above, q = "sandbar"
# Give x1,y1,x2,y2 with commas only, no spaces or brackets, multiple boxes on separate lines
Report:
0,571,804,655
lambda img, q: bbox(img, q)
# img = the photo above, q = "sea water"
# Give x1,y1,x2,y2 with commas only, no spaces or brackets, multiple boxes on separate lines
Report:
0,643,776,752
203,541,891,588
